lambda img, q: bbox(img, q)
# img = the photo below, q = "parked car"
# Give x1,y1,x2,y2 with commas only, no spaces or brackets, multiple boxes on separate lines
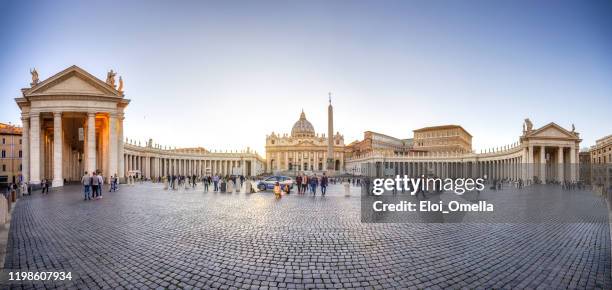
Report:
257,176,294,192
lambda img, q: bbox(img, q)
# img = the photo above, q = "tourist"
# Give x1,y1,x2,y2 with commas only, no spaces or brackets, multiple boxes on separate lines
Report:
296,173,303,194
42,178,50,195
91,172,99,199
9,183,17,200
227,177,234,193
274,181,282,198
109,174,118,192
97,173,104,199
20,181,28,196
203,176,209,192
320,173,328,196
81,171,91,200
40,179,45,194
213,175,220,192
301,174,308,194
310,174,318,195
220,176,227,193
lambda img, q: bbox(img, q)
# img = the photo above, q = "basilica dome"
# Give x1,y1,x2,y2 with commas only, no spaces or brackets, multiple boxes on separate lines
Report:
291,110,315,137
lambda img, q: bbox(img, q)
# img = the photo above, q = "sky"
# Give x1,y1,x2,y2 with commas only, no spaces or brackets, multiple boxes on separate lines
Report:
1,0,611,155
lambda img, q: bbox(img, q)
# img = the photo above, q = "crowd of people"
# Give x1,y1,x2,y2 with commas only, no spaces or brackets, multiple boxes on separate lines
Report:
294,172,329,195
161,174,253,193
80,171,119,201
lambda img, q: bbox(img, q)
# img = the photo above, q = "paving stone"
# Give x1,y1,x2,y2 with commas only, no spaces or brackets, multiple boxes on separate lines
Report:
1,183,610,289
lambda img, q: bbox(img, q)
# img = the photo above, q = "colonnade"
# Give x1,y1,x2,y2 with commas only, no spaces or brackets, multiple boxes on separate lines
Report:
20,111,123,187
373,157,525,180
123,154,257,178
350,144,579,183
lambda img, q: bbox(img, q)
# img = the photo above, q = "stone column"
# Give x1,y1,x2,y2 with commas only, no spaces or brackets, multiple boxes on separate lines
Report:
108,114,118,183
250,159,256,176
29,113,41,185
52,112,63,187
557,146,564,183
146,157,151,179
540,146,546,184
528,145,533,181
570,146,576,182
118,116,124,180
21,117,30,183
86,113,96,173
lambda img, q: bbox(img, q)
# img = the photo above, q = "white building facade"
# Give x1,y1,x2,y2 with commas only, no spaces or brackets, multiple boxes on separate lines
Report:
346,121,581,183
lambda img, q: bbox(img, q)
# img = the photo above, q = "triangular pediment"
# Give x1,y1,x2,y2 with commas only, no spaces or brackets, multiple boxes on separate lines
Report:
527,123,577,139
25,65,121,97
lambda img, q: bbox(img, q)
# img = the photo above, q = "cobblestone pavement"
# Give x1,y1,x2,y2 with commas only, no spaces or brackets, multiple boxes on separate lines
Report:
2,183,611,289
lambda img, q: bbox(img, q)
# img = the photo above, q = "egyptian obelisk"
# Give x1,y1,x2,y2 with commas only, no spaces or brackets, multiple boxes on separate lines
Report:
326,92,335,171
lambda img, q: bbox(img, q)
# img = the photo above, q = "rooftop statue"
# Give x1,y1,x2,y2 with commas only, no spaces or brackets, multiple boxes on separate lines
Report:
524,118,533,132
106,69,117,88
30,68,39,86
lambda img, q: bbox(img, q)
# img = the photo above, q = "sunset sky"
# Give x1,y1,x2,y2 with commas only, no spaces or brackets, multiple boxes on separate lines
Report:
1,0,611,154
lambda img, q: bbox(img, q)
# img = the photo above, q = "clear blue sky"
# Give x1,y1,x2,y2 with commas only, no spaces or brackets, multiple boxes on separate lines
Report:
1,0,611,154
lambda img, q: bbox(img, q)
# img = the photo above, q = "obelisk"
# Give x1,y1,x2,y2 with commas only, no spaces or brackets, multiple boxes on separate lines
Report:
326,92,335,171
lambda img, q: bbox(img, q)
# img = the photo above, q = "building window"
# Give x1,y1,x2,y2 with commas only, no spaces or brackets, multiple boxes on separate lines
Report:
19,150,22,158
1,138,4,144
1,165,5,171
19,139,22,144
1,150,5,158
19,164,22,171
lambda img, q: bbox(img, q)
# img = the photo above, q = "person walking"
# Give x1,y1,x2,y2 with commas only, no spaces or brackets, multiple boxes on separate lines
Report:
44,178,50,194
203,176,209,192
320,173,328,196
82,171,91,200
213,175,220,192
302,174,308,195
91,172,99,199
40,179,45,194
97,173,104,199
310,174,318,195
296,173,303,194
109,174,118,192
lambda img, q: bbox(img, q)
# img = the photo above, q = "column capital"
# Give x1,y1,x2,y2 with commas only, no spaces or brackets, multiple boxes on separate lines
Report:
87,112,96,117
53,111,62,117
